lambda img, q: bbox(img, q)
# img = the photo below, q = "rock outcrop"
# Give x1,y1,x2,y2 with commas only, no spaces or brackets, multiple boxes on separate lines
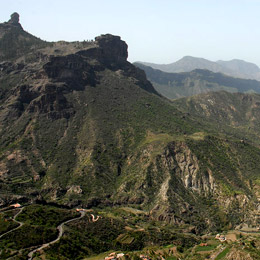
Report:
95,34,128,64
8,12,21,26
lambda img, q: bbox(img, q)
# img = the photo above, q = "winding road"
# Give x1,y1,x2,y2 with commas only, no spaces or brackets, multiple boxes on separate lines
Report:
0,207,24,239
27,210,86,260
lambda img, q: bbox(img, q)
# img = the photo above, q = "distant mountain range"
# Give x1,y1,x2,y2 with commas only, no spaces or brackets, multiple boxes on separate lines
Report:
135,63,260,99
137,56,260,81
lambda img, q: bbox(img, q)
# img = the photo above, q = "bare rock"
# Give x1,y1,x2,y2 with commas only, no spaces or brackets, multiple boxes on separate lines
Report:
67,185,83,194
8,12,20,24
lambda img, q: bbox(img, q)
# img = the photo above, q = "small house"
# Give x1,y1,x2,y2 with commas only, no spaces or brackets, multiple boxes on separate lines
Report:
11,203,21,208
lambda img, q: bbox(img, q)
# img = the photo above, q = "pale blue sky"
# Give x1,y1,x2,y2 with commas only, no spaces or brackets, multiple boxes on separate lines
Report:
1,0,260,66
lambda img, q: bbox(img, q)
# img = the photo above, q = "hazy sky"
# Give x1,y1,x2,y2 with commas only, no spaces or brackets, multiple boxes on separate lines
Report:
1,0,260,66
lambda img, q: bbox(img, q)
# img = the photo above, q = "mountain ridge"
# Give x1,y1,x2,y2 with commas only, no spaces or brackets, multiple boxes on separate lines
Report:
137,56,260,81
135,62,260,99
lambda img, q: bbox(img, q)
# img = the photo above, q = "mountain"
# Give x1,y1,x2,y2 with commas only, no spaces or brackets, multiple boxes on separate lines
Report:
1,13,260,259
217,59,260,79
140,56,228,73
135,63,260,99
173,90,260,144
138,56,260,80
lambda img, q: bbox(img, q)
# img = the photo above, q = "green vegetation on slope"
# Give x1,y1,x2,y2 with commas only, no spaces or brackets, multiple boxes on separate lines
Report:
43,207,198,260
0,210,19,235
0,204,80,259
16,204,80,227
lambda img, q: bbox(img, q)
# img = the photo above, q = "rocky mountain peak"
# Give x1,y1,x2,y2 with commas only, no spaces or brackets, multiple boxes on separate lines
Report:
95,34,128,63
6,12,23,29
8,12,20,25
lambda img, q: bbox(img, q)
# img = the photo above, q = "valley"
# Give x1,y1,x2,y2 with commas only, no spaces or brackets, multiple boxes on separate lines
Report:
0,203,259,259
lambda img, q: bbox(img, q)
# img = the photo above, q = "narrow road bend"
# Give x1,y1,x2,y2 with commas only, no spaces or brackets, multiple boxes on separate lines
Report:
28,210,86,260
0,207,24,239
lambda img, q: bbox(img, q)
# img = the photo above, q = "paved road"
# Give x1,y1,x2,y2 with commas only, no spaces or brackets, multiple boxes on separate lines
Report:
0,207,24,239
28,210,86,260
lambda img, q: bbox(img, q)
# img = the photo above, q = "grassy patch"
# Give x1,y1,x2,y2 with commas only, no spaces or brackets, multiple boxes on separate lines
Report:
164,244,174,248
188,132,207,140
142,132,175,145
84,252,112,260
195,244,217,252
215,247,230,260
117,233,135,244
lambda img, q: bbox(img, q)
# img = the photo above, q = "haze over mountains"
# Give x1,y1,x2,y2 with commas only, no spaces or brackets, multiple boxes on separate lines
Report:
135,63,260,99
138,56,260,81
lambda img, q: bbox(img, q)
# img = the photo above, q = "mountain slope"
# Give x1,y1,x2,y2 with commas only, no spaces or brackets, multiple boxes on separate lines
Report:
174,91,260,144
0,14,260,234
217,59,260,79
138,56,260,80
135,63,260,99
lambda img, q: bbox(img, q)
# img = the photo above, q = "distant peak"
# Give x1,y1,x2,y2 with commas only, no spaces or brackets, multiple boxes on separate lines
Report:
182,55,194,59
181,56,207,61
8,12,20,24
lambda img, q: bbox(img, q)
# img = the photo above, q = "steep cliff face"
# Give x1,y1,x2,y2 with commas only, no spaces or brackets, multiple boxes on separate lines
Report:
95,34,128,65
112,134,259,231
